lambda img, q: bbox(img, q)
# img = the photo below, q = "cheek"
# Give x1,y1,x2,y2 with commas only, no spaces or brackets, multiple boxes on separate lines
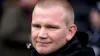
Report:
49,30,67,43
31,29,38,43
31,29,40,48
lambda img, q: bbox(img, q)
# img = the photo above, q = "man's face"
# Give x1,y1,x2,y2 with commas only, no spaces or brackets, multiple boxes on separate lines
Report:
31,6,70,54
89,9,100,28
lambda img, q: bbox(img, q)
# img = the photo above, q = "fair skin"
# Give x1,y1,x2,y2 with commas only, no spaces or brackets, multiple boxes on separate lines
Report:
31,6,77,54
89,9,100,29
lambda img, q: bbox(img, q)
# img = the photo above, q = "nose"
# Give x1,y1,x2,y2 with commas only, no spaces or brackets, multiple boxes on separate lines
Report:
38,27,48,39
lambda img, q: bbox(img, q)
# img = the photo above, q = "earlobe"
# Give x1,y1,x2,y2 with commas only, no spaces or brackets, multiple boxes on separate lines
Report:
66,24,77,41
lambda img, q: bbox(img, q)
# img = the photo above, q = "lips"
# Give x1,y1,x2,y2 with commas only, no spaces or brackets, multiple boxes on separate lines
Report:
37,41,52,44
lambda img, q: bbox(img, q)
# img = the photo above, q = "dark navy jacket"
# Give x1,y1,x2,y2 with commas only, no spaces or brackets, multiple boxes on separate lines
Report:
31,32,95,56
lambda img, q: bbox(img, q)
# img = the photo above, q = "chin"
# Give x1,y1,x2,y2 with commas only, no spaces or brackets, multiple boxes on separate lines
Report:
36,47,54,55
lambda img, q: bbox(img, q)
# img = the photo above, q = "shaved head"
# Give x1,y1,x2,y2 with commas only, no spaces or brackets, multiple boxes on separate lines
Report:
33,0,74,26
31,0,77,54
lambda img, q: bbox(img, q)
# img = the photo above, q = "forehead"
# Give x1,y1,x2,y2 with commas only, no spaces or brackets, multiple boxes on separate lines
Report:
32,6,66,22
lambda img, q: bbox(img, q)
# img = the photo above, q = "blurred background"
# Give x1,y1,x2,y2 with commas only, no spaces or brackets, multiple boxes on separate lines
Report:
0,0,100,56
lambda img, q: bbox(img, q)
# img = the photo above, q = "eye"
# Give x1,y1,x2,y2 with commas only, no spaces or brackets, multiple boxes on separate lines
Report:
32,24,41,28
46,25,59,29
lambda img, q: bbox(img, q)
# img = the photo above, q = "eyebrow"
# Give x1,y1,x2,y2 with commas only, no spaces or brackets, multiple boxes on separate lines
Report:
31,22,59,26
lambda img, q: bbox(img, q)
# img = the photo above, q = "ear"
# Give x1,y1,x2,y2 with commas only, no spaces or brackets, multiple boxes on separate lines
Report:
66,24,77,41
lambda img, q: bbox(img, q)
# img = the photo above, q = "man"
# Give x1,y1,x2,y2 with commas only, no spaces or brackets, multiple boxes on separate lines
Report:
0,0,39,56
87,8,100,56
31,0,95,56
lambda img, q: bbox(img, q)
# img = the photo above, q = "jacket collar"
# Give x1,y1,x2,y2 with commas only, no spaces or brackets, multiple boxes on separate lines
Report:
31,36,83,56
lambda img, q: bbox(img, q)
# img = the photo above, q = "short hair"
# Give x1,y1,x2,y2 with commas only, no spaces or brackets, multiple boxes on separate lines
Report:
34,0,74,26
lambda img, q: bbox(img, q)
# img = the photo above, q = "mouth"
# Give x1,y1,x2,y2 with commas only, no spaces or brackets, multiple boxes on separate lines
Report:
37,41,52,44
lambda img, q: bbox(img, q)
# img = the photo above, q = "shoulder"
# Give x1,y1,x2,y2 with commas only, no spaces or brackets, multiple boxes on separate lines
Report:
73,32,95,56
73,47,95,56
